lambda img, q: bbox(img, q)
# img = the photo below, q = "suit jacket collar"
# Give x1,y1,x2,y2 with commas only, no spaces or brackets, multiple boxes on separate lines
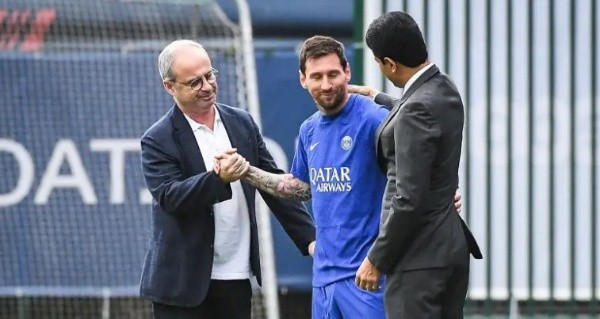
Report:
212,104,256,209
170,105,207,174
380,64,440,126
399,64,440,105
170,103,250,175
212,104,250,159
374,64,441,156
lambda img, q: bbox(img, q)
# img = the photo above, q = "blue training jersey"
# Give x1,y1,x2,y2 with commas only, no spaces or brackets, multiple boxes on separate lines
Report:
291,94,389,287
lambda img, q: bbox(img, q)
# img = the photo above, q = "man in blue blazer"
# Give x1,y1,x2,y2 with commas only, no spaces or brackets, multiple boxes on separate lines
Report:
139,39,316,319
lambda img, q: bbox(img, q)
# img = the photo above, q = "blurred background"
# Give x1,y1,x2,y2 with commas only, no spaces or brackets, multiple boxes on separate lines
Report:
0,0,598,318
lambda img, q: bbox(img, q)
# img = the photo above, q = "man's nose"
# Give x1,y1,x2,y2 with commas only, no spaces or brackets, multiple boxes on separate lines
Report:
320,79,332,90
199,81,213,92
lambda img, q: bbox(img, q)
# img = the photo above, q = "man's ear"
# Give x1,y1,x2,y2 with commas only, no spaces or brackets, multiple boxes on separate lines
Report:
345,64,351,82
299,70,307,89
382,57,397,72
163,80,176,96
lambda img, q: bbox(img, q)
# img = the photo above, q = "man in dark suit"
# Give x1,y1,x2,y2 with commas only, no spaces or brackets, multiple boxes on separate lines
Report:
139,39,316,319
353,11,482,318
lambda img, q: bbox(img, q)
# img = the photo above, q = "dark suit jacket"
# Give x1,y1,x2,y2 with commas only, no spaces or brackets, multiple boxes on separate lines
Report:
368,65,482,274
139,103,316,306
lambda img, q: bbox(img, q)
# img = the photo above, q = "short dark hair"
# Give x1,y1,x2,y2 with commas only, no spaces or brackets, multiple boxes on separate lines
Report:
365,11,428,67
299,35,348,74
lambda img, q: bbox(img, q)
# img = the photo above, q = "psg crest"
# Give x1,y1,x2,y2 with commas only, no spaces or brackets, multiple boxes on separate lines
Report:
341,135,353,150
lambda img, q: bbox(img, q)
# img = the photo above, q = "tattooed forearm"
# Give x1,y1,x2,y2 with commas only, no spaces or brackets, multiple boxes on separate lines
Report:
243,166,311,201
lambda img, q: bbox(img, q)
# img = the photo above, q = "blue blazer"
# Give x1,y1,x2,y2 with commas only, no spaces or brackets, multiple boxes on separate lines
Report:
139,103,316,306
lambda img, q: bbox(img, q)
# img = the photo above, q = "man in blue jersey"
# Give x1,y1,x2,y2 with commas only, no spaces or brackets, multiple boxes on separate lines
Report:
215,35,461,319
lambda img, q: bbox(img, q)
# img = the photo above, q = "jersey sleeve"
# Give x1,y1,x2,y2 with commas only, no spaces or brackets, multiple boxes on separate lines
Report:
372,103,389,124
366,101,389,137
290,128,310,185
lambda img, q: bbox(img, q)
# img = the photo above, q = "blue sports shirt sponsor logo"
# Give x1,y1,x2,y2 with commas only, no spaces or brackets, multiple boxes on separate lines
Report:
309,166,352,192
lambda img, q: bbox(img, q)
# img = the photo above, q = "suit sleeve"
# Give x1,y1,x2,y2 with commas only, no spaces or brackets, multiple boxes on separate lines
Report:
374,92,400,111
248,116,316,255
367,101,440,273
141,133,232,216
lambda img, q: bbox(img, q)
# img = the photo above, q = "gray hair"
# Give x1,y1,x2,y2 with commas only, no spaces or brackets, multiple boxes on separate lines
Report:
157,39,207,80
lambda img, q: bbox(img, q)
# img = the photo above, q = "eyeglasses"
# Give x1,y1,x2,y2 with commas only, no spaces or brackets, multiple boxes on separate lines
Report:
170,68,219,91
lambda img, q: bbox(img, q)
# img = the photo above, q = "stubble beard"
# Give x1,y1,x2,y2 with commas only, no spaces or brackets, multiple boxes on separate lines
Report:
316,89,345,115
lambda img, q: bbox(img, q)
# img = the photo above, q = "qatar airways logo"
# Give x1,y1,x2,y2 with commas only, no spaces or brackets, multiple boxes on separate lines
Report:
309,166,352,192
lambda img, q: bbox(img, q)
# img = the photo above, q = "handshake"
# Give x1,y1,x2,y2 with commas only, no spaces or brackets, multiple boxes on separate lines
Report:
212,148,250,183
212,148,311,202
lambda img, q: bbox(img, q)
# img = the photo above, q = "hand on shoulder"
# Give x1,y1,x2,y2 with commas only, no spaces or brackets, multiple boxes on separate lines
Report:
347,84,380,98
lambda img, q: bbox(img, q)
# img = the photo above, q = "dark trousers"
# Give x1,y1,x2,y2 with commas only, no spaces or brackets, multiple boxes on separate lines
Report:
384,261,470,319
152,279,252,319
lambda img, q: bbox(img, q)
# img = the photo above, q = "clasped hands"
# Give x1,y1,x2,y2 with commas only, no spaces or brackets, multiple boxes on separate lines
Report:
213,148,250,182
212,148,303,191
213,149,316,259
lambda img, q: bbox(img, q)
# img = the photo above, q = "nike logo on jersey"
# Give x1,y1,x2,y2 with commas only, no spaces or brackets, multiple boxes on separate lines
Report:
309,142,319,151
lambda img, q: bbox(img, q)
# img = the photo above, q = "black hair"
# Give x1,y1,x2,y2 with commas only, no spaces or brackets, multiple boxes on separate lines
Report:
299,35,348,74
365,11,428,67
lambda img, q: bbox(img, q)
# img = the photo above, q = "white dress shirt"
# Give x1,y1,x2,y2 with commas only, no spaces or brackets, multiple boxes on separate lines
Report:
401,62,434,98
184,108,251,280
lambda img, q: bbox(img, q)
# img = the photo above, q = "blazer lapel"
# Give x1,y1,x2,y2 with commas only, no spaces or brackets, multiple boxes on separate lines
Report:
216,104,255,207
374,97,401,157
374,64,441,158
216,104,249,157
171,105,207,174
397,64,440,105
